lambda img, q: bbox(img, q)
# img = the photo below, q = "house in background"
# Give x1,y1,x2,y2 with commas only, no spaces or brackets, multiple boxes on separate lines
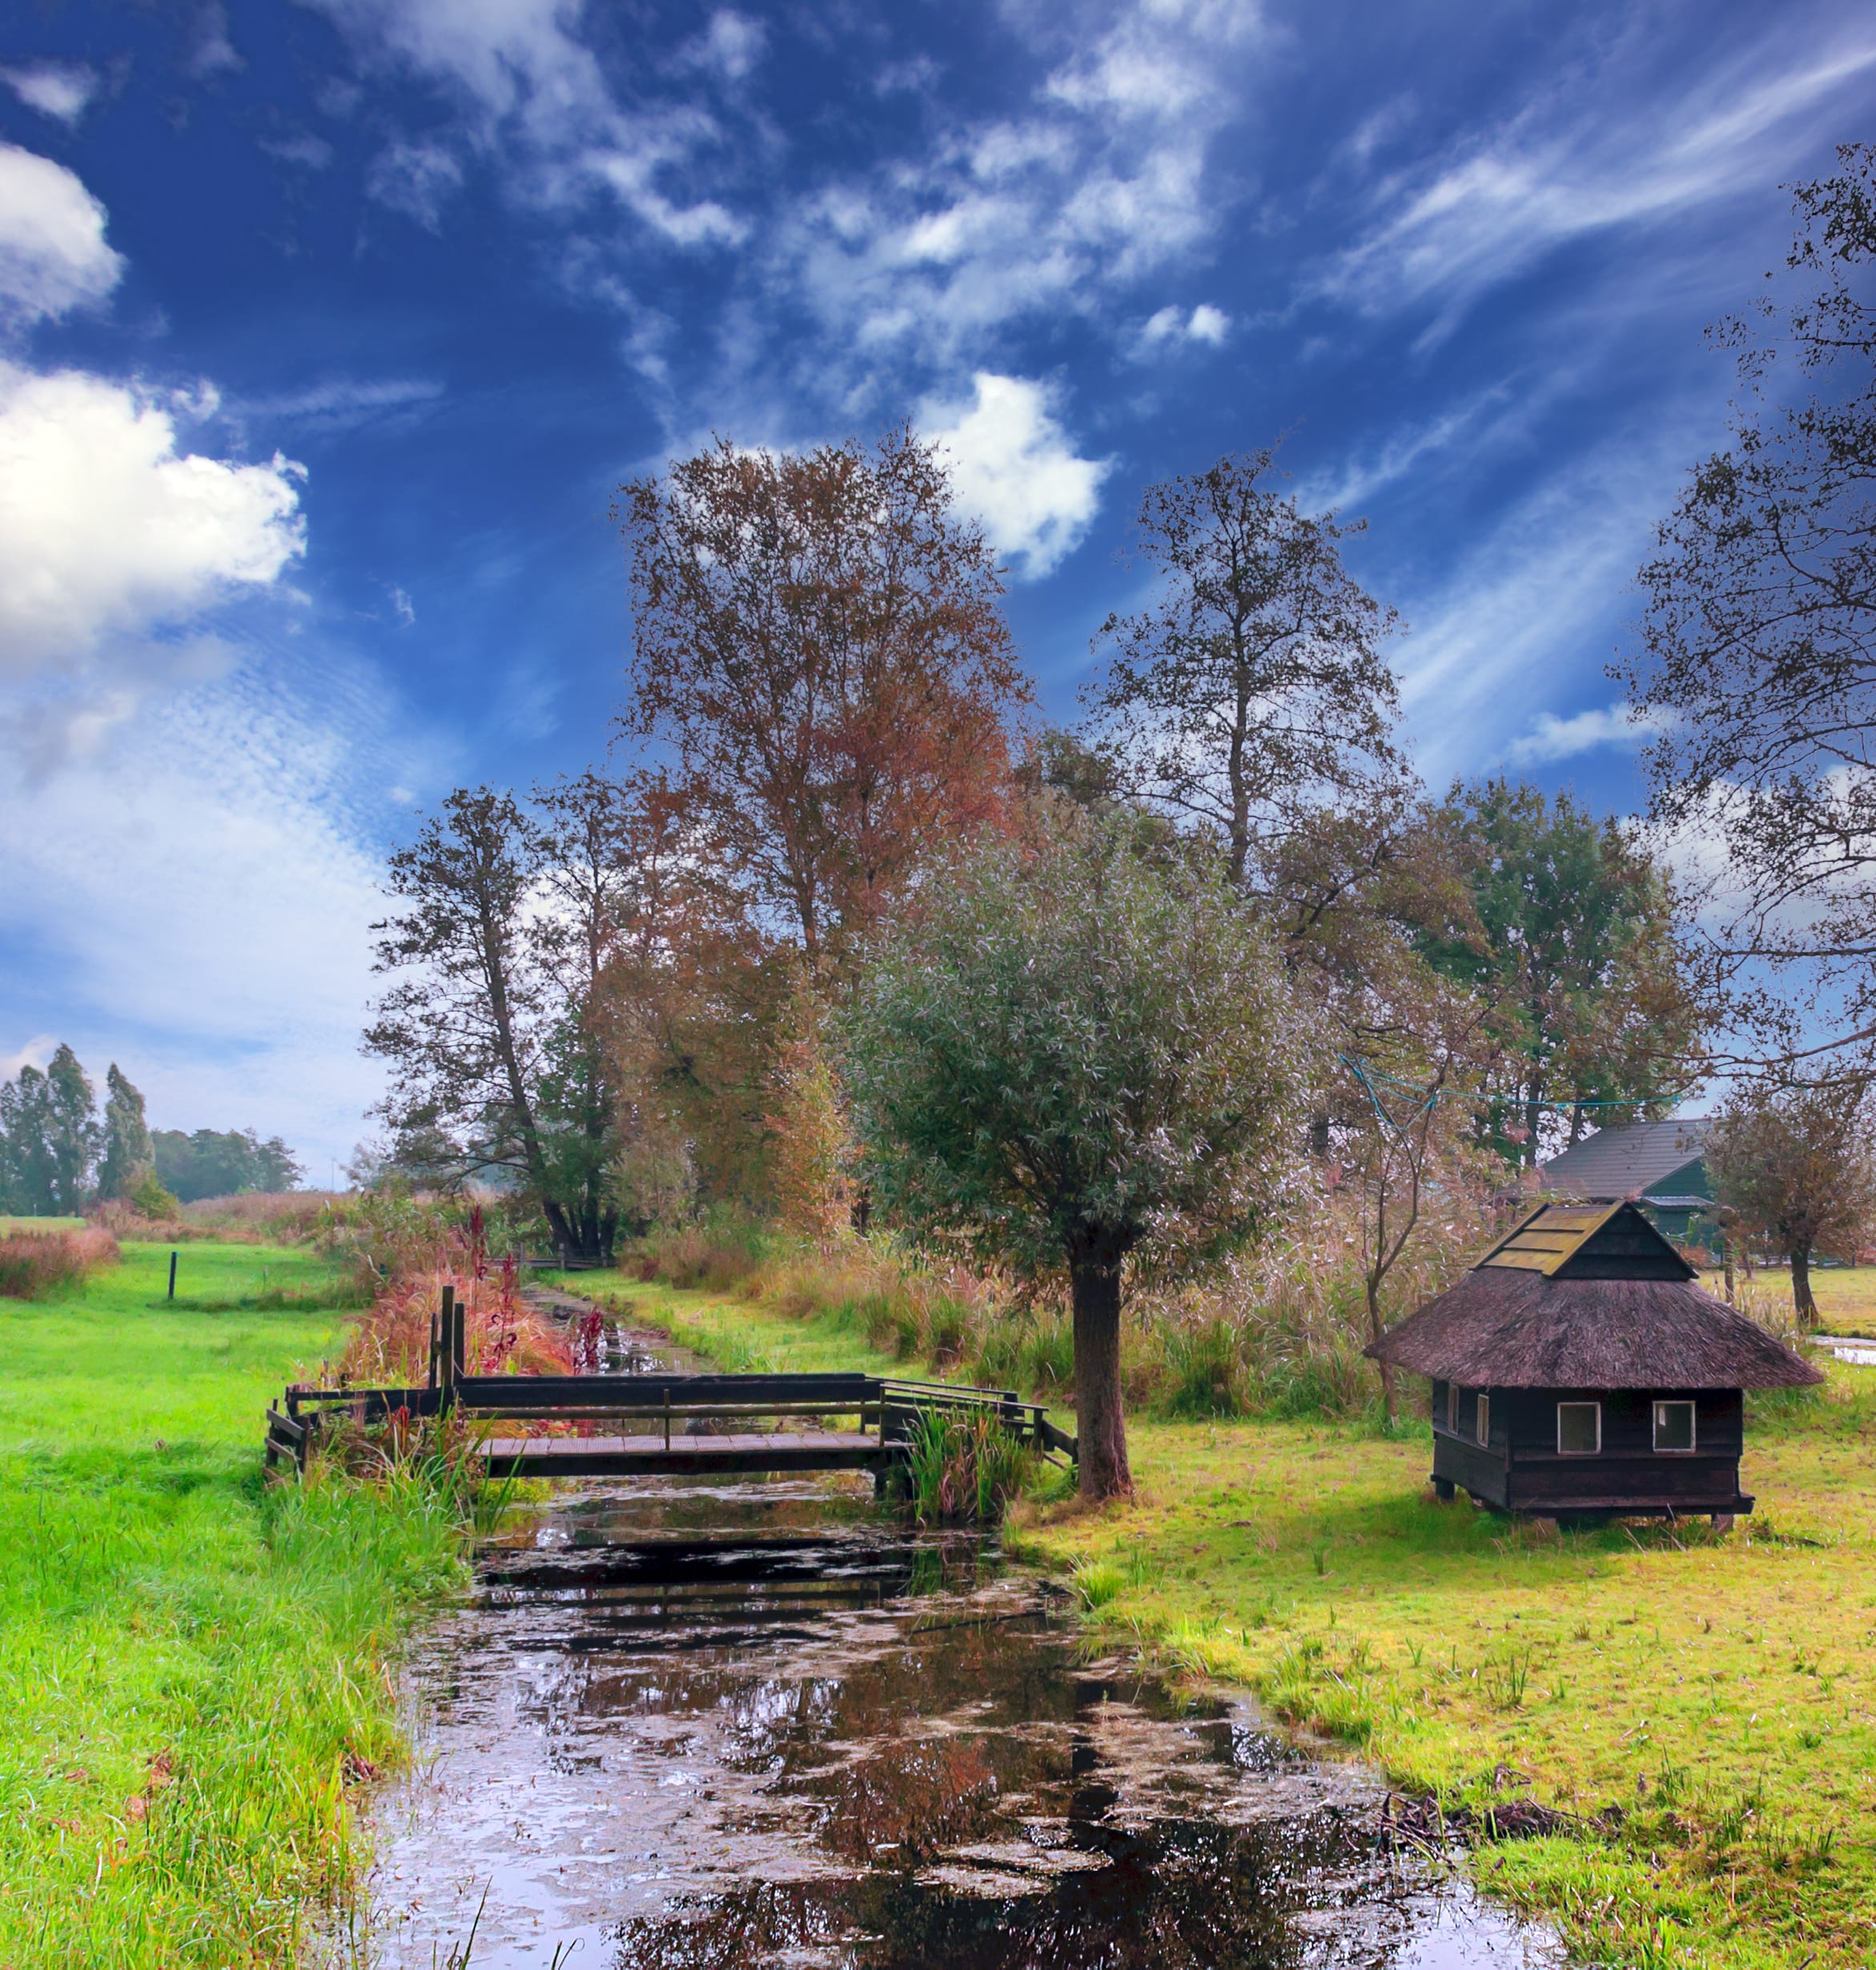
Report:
1537,1117,1717,1248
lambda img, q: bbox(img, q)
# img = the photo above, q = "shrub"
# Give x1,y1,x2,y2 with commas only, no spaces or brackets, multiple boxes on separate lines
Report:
0,1227,120,1299
131,1170,183,1218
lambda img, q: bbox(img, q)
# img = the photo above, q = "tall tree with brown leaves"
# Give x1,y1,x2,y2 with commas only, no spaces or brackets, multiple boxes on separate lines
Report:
616,429,1031,970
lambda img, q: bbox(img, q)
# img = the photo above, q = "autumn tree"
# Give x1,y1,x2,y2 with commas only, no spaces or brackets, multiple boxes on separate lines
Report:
1084,448,1403,890
838,812,1312,1500
616,428,1031,971
1617,144,1876,1059
764,985,852,1242
1705,1077,1876,1327
1424,780,1705,1164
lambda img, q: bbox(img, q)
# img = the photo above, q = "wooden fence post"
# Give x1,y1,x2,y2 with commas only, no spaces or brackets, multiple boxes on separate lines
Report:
451,1290,466,1389
439,1285,456,1405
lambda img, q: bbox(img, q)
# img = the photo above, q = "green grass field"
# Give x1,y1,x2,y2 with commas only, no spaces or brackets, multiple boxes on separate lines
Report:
581,1268,1876,1970
0,1242,464,1968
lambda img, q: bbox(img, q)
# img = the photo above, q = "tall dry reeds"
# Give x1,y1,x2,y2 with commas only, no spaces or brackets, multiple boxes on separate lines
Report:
619,1188,1500,1423
323,1206,576,1389
0,1226,121,1299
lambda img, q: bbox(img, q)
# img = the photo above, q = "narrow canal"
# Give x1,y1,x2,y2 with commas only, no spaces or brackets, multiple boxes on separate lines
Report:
356,1319,1565,1969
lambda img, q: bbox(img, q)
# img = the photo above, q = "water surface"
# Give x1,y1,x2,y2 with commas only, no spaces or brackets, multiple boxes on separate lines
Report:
361,1325,1565,1969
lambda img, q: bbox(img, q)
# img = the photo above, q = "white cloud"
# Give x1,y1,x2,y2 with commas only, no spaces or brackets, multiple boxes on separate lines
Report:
758,1,1263,368
308,0,744,247
677,10,765,83
2,62,99,124
1138,300,1231,351
0,364,307,681
1321,32,1876,336
391,585,416,624
0,143,123,324
0,670,391,1171
261,131,335,169
1390,420,1705,782
920,372,1111,580
1505,698,1668,765
365,135,464,228
0,1034,56,1079
242,374,445,430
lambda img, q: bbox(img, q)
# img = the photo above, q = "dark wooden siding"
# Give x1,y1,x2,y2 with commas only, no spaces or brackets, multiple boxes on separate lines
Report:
1432,1430,1509,1508
1500,1386,1745,1514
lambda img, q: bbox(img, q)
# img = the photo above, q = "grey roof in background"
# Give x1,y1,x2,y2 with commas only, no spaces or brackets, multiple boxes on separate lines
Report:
1537,1119,1710,1200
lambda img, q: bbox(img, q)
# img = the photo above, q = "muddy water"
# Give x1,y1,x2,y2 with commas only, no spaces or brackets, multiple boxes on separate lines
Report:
362,1333,1566,1970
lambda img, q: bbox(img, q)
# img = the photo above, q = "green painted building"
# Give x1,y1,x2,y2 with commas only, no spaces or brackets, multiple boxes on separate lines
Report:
1537,1120,1718,1248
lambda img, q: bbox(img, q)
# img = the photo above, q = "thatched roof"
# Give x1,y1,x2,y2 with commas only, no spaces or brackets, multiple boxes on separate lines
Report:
1367,1205,1823,1390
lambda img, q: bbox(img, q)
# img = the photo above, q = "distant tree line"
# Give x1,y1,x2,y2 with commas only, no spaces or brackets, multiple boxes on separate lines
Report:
0,1047,301,1215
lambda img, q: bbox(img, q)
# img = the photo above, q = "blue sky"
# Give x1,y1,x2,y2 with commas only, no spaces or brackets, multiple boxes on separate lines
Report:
0,0,1871,1176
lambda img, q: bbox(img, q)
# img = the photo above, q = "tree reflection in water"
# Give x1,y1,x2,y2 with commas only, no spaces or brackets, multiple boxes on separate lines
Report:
366,1480,1561,1970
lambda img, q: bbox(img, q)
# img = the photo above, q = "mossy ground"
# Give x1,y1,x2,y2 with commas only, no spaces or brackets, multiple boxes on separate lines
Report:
0,1241,466,1967
579,1267,1876,1970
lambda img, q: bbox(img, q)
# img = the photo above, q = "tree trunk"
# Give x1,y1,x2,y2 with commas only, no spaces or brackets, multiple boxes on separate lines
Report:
1365,1278,1396,1424
1722,1236,1737,1305
1069,1246,1132,1502
1790,1244,1818,1331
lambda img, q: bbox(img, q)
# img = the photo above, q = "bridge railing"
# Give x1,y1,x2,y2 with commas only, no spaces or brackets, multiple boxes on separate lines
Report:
265,1294,1076,1471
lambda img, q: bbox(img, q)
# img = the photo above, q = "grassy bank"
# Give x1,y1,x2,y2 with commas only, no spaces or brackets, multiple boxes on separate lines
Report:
0,1240,466,1967
574,1264,1876,1970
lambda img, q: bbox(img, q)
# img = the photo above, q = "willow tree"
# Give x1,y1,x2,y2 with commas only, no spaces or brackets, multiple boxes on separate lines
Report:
838,814,1311,1499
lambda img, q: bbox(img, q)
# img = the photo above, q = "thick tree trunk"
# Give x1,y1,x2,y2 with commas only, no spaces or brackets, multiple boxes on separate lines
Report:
1790,1244,1818,1331
1070,1246,1132,1502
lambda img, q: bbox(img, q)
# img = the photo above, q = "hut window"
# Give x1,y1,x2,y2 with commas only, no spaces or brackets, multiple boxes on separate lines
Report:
1653,1400,1696,1452
1445,1384,1458,1433
1557,1401,1601,1455
1475,1393,1490,1444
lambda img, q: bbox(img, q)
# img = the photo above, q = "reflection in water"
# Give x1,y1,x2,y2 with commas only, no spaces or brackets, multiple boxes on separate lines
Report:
362,1339,1564,1969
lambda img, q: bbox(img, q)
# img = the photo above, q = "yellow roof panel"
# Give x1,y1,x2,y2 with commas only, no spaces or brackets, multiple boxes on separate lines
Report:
1476,1200,1625,1276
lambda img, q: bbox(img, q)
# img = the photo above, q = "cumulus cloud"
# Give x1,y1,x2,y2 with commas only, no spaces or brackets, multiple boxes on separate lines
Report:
0,142,123,324
920,372,1110,580
2,62,99,124
1138,300,1231,351
1506,698,1669,764
0,364,307,681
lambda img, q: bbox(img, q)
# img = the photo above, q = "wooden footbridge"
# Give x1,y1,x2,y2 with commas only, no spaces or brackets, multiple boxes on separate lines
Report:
265,1289,1075,1482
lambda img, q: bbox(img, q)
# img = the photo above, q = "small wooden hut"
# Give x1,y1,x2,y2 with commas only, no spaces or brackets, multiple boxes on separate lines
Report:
1365,1201,1822,1524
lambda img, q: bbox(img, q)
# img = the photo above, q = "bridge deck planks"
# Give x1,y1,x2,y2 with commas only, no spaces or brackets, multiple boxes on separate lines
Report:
482,1429,888,1479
